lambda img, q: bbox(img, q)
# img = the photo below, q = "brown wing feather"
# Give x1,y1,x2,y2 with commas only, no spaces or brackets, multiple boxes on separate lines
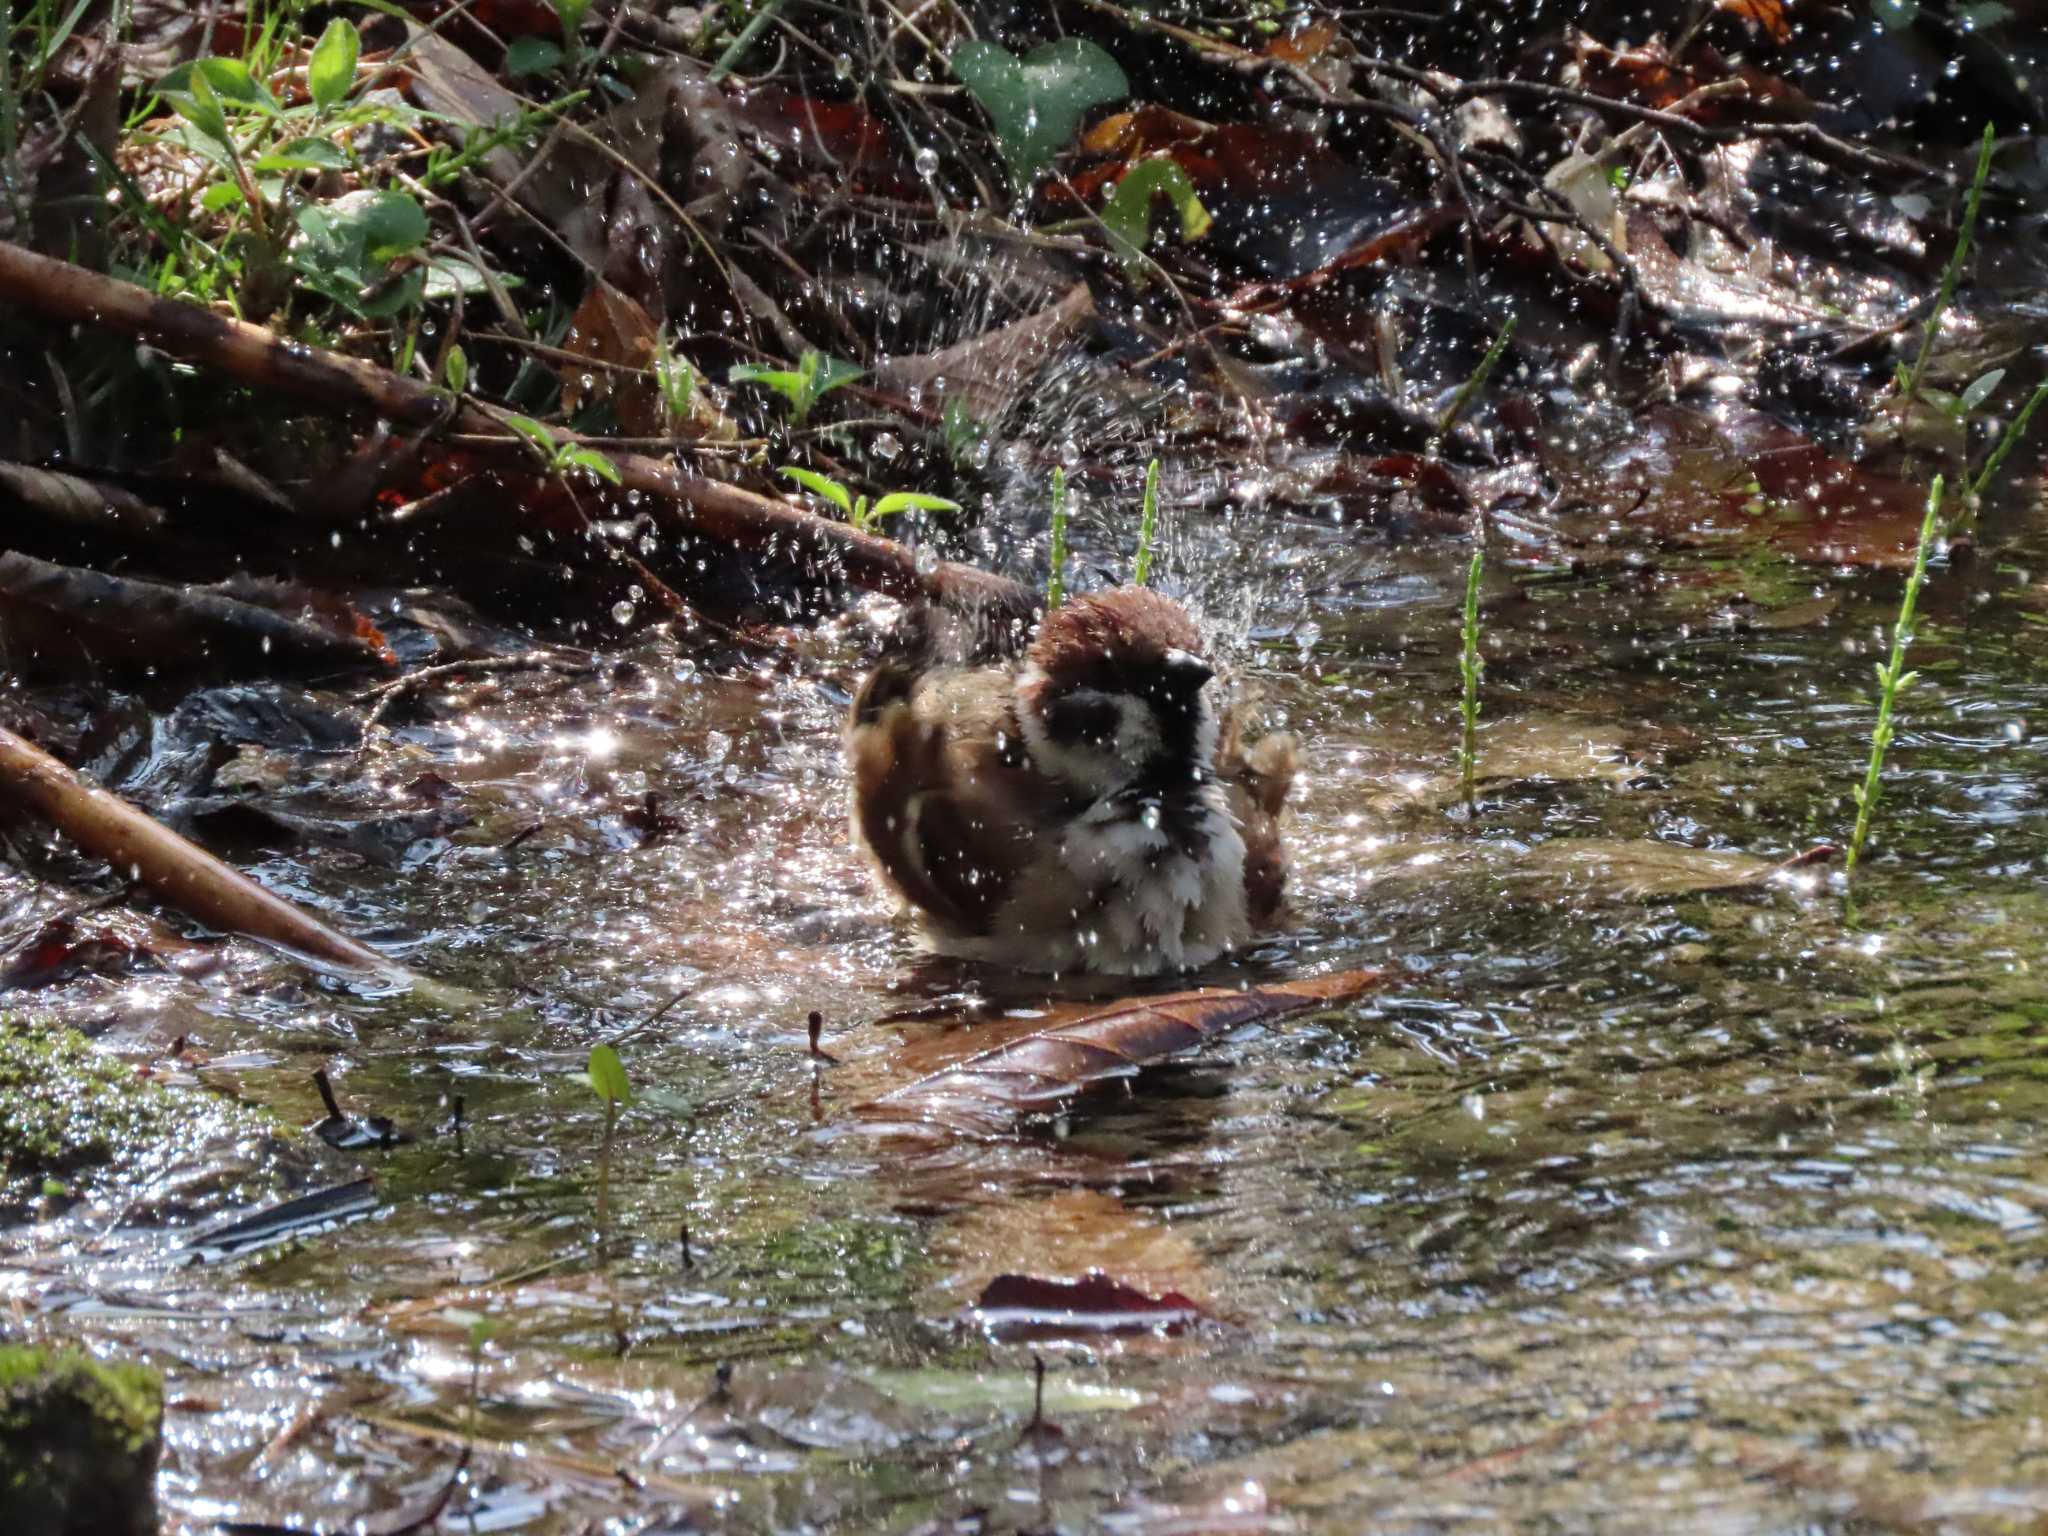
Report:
848,666,1049,937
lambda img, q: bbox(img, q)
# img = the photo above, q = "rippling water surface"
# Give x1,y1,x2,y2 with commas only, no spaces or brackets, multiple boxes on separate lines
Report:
6,448,2048,1533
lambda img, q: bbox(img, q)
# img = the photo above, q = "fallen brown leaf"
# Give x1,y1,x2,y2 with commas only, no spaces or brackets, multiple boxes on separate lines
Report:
849,970,1385,1138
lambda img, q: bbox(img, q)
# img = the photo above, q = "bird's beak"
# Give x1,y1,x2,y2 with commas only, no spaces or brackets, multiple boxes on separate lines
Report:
1161,648,1215,694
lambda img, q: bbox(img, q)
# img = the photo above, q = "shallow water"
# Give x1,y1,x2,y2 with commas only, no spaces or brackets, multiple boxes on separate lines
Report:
6,447,2048,1533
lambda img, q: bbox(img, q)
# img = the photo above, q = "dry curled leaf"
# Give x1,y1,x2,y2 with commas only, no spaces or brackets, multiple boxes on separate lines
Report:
849,969,1385,1138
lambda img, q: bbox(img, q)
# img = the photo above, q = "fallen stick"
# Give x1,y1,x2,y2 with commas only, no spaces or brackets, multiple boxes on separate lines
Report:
0,241,1032,617
0,724,404,982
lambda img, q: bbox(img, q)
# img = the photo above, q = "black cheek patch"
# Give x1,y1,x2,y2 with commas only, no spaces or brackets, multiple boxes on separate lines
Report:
1042,693,1121,748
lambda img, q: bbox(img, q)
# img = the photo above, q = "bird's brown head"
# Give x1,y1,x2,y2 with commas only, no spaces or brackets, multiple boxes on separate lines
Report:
1017,587,1218,798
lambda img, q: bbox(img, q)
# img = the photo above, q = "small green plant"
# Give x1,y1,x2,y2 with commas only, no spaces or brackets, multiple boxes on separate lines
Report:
1099,159,1210,277
1131,457,1161,586
1457,545,1484,814
1845,474,1944,900
729,350,862,427
1897,123,1995,406
941,397,991,469
777,467,959,533
505,414,621,485
654,335,696,423
951,37,1127,183
1968,380,2048,507
586,1043,630,1237
442,343,470,396
1439,315,1519,434
1046,466,1070,611
710,0,788,82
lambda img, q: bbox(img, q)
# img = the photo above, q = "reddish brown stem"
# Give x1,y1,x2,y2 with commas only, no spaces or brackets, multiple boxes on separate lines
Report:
0,241,1031,617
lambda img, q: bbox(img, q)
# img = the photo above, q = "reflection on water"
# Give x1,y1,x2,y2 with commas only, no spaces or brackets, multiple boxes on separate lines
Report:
6,488,2048,1533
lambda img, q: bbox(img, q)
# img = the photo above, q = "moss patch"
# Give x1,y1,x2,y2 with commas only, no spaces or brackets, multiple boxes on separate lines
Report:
0,1345,162,1536
0,1018,274,1218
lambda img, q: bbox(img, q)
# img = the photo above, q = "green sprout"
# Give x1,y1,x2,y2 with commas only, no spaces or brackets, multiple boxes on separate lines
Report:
1845,475,1944,901
654,335,696,423
941,397,990,469
1046,466,1070,611
585,1043,631,1238
503,413,620,485
777,466,960,533
1439,315,1519,434
1898,123,1994,406
1131,458,1161,586
1457,546,1484,815
729,350,863,427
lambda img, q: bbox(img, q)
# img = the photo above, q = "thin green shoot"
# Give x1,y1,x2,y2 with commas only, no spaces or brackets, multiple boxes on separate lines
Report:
1439,315,1519,434
1046,466,1070,611
586,1043,631,1239
1968,380,2048,507
463,1315,499,1445
1457,546,1484,815
710,0,787,82
1844,474,1944,898
1899,123,1995,405
1132,458,1161,586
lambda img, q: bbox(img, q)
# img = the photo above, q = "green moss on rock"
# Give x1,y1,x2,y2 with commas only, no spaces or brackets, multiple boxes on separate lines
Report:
0,1345,161,1536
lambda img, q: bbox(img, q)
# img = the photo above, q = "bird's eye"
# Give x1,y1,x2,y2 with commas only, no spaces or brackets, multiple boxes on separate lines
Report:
1043,691,1120,748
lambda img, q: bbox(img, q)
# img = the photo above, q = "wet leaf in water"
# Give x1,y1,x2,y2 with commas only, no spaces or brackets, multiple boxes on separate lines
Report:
849,970,1385,1138
933,1188,1216,1312
973,1271,1205,1339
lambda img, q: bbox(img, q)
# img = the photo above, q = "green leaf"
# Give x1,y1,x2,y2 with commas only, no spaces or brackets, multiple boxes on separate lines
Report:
729,363,804,403
1099,156,1210,271
587,1043,631,1104
294,188,428,289
506,36,566,77
951,37,1129,181
252,136,351,172
160,56,279,118
1960,367,2006,412
656,343,695,417
443,344,469,395
504,414,558,455
869,491,963,519
421,254,501,300
554,0,595,34
354,190,428,263
308,19,360,116
169,68,231,145
808,352,864,397
561,445,621,484
779,465,854,514
198,180,244,212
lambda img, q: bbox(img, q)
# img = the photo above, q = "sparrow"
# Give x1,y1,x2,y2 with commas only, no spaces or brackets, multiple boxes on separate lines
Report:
846,587,1294,976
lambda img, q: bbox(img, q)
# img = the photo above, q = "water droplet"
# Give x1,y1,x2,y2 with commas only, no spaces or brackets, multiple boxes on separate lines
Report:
873,432,901,461
612,600,635,625
914,145,940,178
